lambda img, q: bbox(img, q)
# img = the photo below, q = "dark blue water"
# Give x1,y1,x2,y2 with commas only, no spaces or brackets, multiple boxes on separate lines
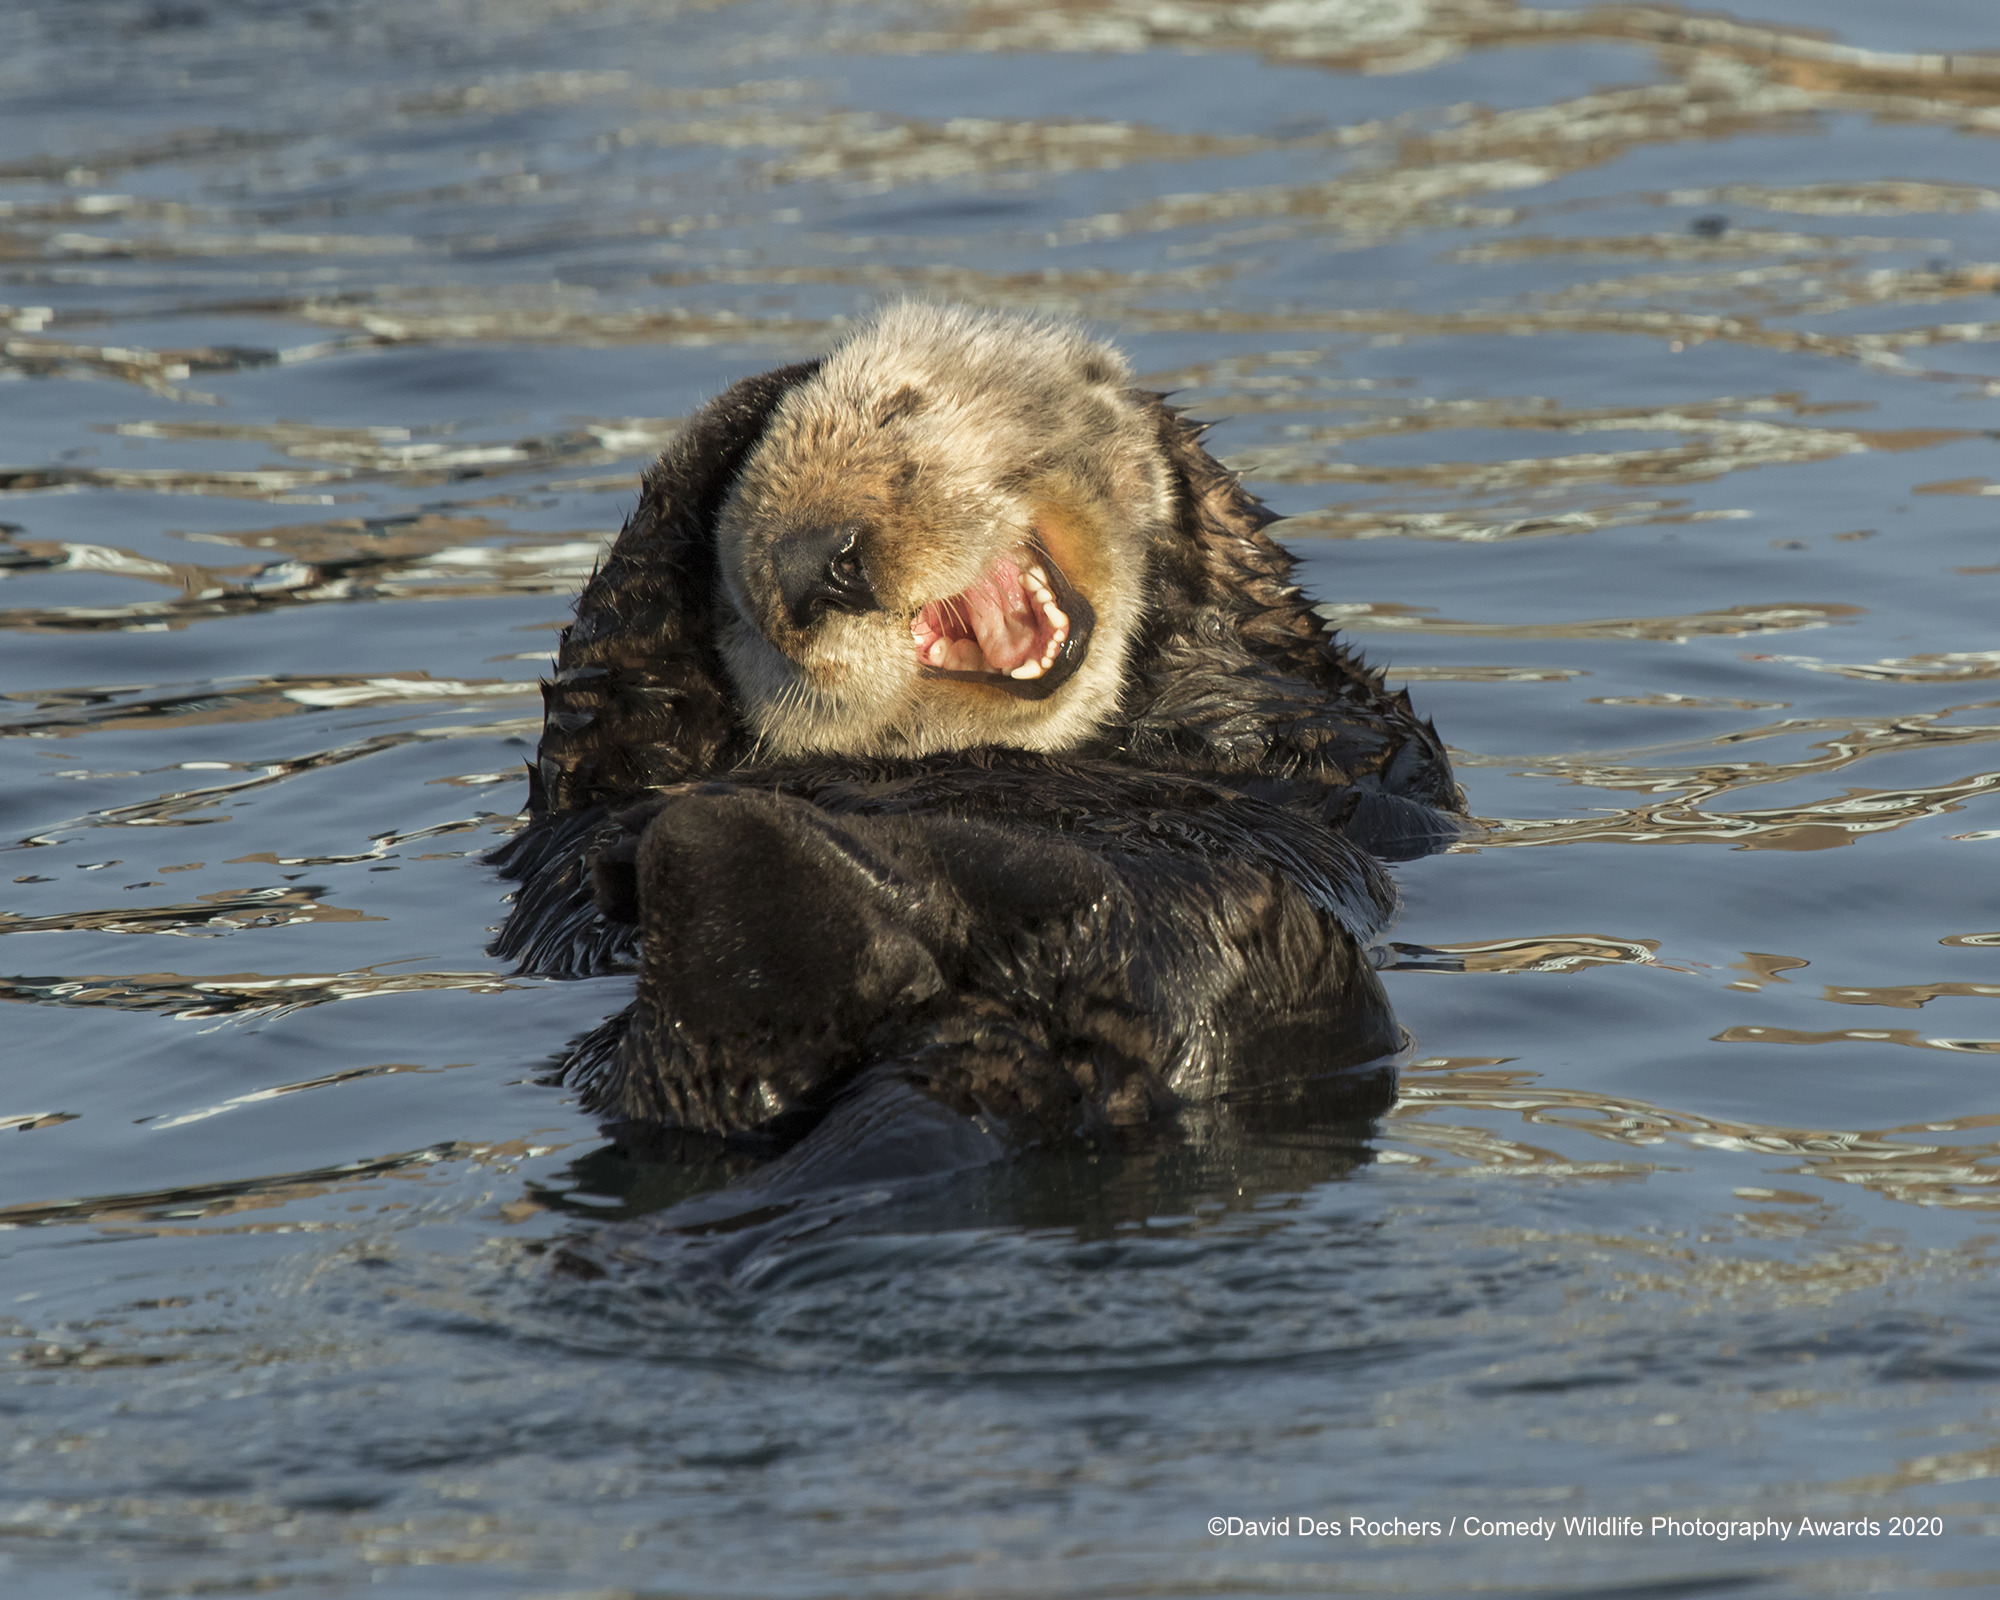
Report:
5,2,2000,1593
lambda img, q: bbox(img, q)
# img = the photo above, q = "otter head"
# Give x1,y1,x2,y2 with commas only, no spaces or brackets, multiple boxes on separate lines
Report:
714,304,1173,759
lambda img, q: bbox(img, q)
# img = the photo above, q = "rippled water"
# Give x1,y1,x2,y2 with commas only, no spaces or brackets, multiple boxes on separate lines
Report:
6,1,2000,1594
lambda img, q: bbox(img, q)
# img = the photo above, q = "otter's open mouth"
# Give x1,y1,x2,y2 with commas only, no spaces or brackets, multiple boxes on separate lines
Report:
910,539,1095,700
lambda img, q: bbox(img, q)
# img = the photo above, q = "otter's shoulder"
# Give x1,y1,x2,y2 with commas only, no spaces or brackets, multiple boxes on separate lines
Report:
527,358,824,820
1109,399,1462,838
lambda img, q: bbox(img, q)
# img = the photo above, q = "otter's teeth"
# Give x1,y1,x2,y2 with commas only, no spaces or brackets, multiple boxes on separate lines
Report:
1036,601,1070,669
927,637,949,667
1023,569,1068,670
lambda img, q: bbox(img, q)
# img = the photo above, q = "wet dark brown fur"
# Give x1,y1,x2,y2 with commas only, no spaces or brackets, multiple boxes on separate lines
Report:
491,309,1462,1158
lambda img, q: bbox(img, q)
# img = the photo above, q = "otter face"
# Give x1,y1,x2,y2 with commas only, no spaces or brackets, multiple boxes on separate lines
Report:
714,304,1174,760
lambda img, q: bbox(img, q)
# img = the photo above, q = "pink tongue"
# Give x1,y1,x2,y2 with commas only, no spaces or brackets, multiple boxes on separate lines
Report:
962,561,1038,672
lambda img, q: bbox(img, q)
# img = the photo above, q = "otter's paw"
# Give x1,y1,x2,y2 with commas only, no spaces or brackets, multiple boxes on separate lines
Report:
614,789,951,1135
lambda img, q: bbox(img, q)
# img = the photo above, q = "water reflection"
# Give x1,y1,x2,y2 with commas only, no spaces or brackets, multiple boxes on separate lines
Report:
0,963,512,1021
0,883,377,937
1390,1058,2000,1209
1328,598,1865,639
534,1070,1400,1280
0,1137,512,1231
1446,699,2000,847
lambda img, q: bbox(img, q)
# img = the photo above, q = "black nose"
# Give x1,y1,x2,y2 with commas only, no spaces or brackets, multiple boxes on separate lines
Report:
772,523,878,629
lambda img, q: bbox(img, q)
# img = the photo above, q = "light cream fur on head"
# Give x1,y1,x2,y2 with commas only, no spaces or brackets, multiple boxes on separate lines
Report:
715,301,1176,759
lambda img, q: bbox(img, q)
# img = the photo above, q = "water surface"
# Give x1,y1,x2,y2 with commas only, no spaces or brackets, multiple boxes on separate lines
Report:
5,1,2000,1594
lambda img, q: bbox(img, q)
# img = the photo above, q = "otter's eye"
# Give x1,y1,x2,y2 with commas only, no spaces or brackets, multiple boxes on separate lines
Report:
773,523,879,629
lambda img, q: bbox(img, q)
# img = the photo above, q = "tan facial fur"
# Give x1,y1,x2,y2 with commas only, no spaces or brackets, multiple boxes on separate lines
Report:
714,302,1173,760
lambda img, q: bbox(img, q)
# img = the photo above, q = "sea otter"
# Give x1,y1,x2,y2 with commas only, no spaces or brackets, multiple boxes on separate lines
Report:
492,303,1461,1166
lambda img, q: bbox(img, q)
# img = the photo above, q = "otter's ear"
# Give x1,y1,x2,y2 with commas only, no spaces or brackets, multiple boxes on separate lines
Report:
531,359,823,819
